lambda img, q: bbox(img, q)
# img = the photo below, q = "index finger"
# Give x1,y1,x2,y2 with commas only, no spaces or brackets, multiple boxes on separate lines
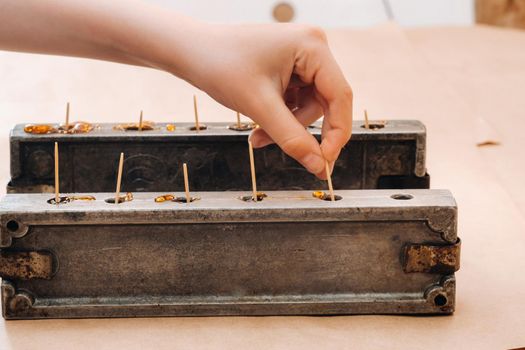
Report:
315,51,353,162
295,45,353,163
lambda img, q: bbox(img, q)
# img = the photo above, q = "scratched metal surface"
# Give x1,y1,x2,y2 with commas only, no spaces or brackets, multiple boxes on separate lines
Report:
8,120,428,193
0,189,457,319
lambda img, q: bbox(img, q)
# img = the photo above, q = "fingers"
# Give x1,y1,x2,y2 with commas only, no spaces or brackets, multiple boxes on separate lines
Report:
250,93,323,149
248,85,325,177
314,54,353,162
294,40,353,163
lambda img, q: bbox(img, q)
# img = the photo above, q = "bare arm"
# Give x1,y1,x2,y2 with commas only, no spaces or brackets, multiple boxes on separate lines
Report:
0,0,353,179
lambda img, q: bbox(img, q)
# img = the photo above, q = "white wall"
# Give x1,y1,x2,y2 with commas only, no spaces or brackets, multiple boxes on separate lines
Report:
389,0,474,26
149,0,474,27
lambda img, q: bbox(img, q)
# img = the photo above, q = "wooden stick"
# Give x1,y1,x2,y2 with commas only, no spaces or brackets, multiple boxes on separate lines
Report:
54,142,59,204
65,102,70,130
248,140,258,201
325,160,335,202
138,110,143,131
364,109,370,129
183,163,191,203
115,152,124,204
236,111,241,128
193,94,200,132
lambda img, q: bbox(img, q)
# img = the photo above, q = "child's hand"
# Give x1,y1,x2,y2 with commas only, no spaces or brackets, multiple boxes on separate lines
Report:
0,1,352,178
174,23,353,179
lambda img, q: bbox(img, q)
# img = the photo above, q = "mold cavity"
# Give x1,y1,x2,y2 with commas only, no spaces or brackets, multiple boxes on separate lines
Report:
434,294,448,307
47,195,95,204
391,194,414,200
24,124,57,134
361,123,386,130
228,123,254,131
155,194,175,203
105,198,123,204
172,196,200,203
105,192,134,204
47,196,72,205
6,220,19,233
239,192,267,202
312,191,342,201
115,122,155,131
59,122,94,134
69,195,96,201
189,125,207,131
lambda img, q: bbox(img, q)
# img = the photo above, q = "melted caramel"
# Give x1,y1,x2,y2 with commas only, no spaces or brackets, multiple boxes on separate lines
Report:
70,195,96,201
155,194,175,203
228,123,255,131
66,121,94,134
115,121,155,131
240,192,267,202
107,192,134,204
312,191,342,201
47,196,71,205
25,122,94,134
155,194,200,203
24,124,57,134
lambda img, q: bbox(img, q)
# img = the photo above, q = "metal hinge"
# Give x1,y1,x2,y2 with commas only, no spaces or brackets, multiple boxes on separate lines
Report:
403,239,461,274
0,250,54,280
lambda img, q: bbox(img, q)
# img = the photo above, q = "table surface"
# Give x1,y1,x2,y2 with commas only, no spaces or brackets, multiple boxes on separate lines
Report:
1,22,525,349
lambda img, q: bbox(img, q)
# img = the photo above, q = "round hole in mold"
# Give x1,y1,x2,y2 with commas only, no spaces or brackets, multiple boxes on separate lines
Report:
360,123,385,130
434,294,448,307
6,220,19,233
189,125,207,131
105,193,133,204
115,123,155,131
390,193,414,200
105,197,126,204
312,191,343,201
47,196,71,205
239,192,267,202
322,194,343,201
172,196,199,203
228,123,254,132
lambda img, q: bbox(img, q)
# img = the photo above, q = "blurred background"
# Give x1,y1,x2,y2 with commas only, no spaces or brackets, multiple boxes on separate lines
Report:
1,2,525,349
149,0,524,29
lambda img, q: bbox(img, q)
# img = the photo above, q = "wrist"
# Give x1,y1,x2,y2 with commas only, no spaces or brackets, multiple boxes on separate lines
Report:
109,4,211,84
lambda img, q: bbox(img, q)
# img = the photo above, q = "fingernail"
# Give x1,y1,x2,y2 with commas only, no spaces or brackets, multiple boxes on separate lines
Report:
300,153,325,174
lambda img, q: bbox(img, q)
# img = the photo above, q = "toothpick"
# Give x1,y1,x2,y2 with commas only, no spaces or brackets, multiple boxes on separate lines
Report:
139,110,143,131
236,111,241,128
115,152,124,204
183,163,191,203
364,109,370,129
54,142,59,204
193,94,200,132
325,160,335,202
248,140,258,201
65,102,70,130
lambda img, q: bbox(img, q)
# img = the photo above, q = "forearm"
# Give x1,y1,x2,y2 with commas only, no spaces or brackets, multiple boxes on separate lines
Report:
0,0,201,78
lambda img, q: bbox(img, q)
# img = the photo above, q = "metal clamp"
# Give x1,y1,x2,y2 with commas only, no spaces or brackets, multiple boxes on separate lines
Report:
403,239,461,274
0,250,54,280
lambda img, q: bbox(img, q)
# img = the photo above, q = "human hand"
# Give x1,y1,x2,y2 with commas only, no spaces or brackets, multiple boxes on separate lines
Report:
167,23,353,179
0,1,352,179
